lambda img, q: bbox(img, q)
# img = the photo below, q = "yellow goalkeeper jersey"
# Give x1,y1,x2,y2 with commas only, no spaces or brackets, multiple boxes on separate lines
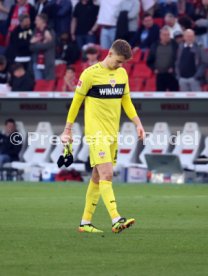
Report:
75,63,130,139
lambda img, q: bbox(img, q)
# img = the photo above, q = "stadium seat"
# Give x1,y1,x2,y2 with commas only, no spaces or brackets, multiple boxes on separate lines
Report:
55,64,67,79
73,61,83,79
0,33,5,46
55,78,64,91
144,76,156,91
132,49,142,63
172,122,202,170
129,78,144,91
117,122,139,166
154,18,164,28
123,62,133,75
34,80,55,92
16,121,27,161
76,142,89,163
99,49,109,60
11,122,54,169
139,122,171,167
195,137,208,173
132,63,152,79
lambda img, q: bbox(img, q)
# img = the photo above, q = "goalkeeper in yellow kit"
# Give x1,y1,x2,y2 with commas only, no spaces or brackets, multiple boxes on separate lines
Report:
61,40,145,233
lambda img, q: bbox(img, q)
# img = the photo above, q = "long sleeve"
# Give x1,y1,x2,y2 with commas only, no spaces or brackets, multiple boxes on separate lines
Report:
122,93,138,120
66,92,85,123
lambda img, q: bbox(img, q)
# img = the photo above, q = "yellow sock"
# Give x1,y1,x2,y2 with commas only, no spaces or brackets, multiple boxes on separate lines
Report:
82,179,100,222
99,180,120,220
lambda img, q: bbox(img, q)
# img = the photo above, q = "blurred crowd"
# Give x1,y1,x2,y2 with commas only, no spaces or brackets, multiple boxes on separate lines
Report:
0,0,208,92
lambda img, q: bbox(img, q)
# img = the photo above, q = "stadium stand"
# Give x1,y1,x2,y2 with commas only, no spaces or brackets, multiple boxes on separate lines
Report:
117,122,139,166
0,0,208,183
194,137,208,173
34,80,55,92
139,122,171,168
172,122,202,171
11,122,54,170
15,121,27,161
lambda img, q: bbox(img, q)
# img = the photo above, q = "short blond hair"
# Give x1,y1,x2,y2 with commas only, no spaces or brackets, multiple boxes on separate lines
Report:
111,39,132,60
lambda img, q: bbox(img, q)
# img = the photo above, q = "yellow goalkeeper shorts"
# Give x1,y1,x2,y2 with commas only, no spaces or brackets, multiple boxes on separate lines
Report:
89,140,118,167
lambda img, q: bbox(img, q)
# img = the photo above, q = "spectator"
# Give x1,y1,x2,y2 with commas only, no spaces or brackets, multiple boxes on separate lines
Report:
48,0,72,37
156,0,178,17
175,29,207,91
95,0,123,49
0,55,9,84
131,13,160,51
147,27,179,91
164,13,183,38
56,33,80,65
178,15,193,30
6,14,33,71
82,46,99,69
0,0,14,36
30,13,55,80
116,0,140,42
173,30,184,44
10,63,34,91
7,0,36,33
140,0,156,15
0,118,22,167
62,66,77,91
192,0,208,47
71,0,99,50
35,0,50,16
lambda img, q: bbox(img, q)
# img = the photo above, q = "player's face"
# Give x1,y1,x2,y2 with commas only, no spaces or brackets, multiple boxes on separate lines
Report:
108,51,126,70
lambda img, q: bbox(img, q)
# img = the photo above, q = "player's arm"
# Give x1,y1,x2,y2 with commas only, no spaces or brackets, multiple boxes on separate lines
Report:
61,71,91,144
122,74,145,140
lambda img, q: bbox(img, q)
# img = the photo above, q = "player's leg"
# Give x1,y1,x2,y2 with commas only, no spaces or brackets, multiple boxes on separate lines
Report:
98,141,135,233
79,167,103,233
96,162,121,221
97,162,135,233
81,167,100,224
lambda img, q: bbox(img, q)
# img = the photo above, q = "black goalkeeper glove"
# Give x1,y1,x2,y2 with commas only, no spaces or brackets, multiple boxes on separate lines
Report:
57,143,73,168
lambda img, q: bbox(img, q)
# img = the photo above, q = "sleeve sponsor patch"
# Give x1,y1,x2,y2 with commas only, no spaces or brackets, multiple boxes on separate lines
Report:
77,79,82,88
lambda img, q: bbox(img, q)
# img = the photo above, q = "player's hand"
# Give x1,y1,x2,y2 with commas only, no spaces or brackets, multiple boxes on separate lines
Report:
137,124,145,140
60,129,73,145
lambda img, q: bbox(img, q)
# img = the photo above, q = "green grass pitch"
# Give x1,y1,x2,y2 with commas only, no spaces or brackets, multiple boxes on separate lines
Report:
0,182,208,276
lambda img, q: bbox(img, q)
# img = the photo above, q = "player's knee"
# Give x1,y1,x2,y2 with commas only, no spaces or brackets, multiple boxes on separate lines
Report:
100,171,113,181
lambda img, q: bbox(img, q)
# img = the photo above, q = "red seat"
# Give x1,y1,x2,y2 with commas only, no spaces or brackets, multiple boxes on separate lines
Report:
154,18,164,28
55,78,64,91
0,33,5,47
132,49,142,63
129,78,144,91
123,62,133,75
132,63,152,79
34,80,55,91
99,49,109,60
55,64,67,79
73,61,83,79
144,76,156,91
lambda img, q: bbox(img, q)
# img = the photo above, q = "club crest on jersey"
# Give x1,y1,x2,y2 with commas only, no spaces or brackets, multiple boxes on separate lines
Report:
109,79,116,87
99,151,105,158
77,79,82,88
